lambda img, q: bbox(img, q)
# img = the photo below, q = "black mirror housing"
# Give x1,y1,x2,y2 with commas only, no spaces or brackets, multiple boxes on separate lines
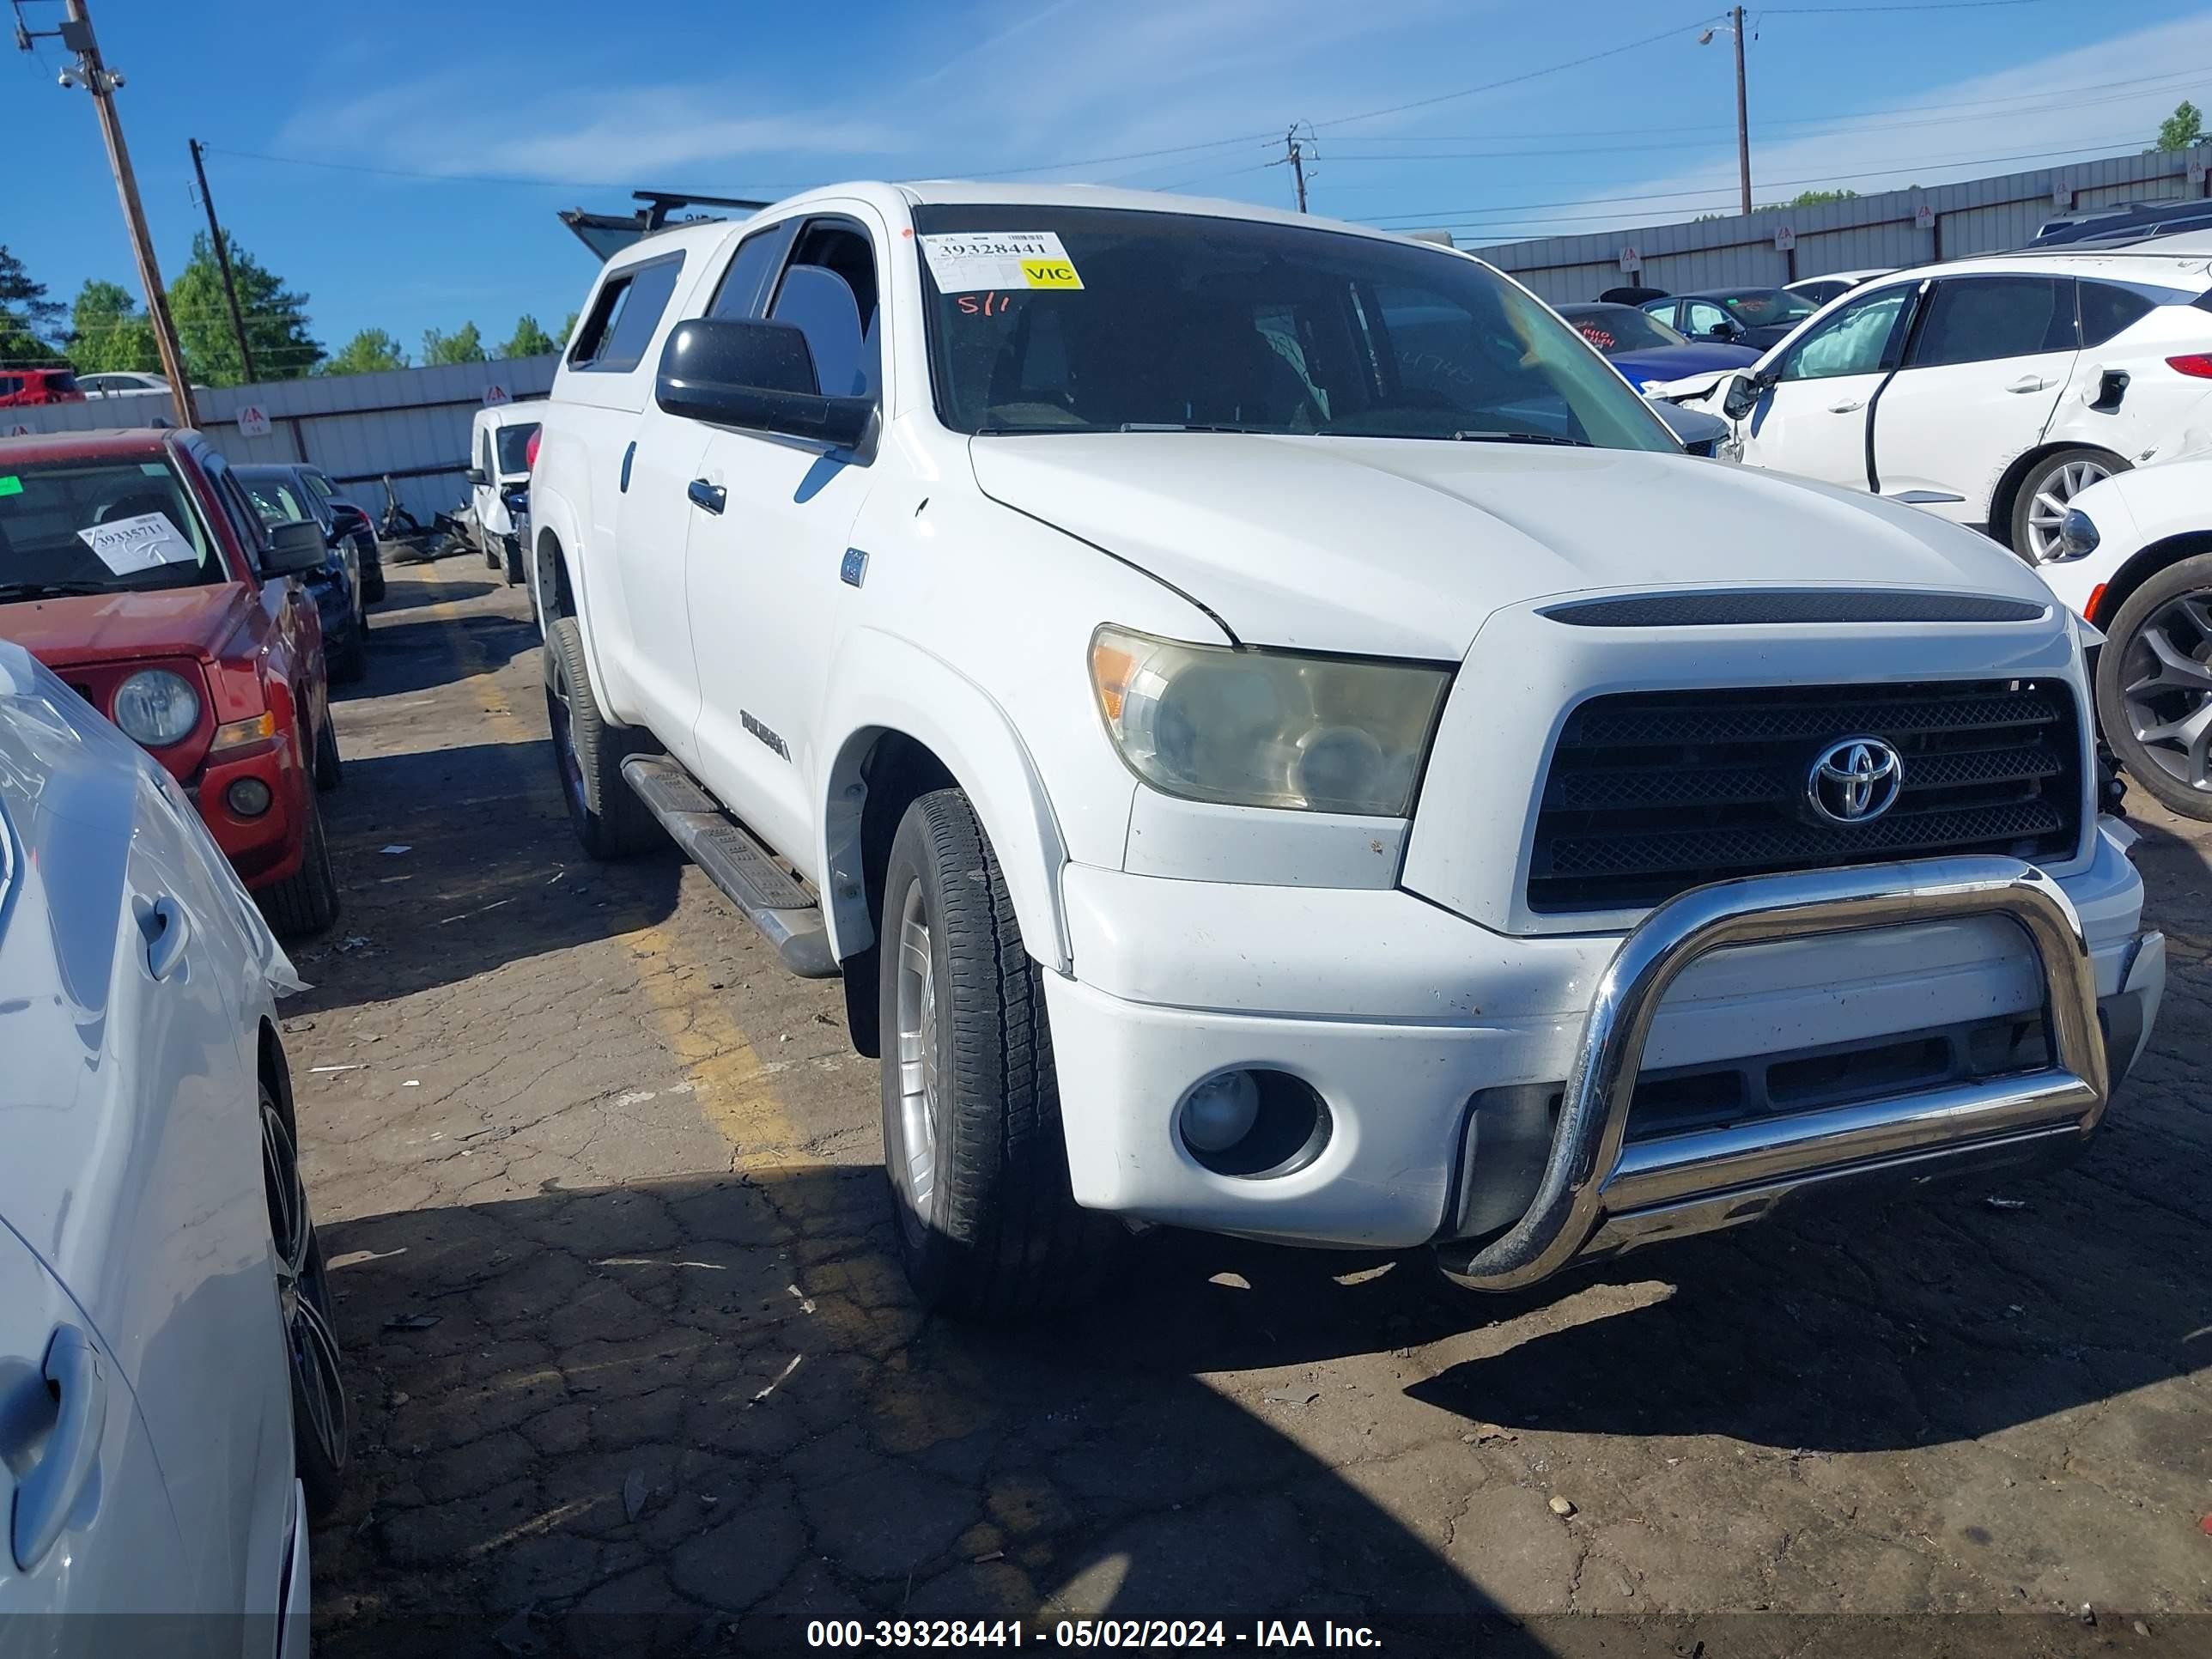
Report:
1722,374,1764,421
264,519,330,576
656,317,873,450
466,467,489,486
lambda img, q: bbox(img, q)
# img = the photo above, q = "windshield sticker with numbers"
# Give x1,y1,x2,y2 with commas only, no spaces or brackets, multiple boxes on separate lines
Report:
77,511,199,575
920,232,1084,294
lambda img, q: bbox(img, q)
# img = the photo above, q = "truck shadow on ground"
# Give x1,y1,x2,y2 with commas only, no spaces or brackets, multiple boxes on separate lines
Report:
287,740,684,1013
371,574,503,614
341,608,541,702
311,1132,2209,1657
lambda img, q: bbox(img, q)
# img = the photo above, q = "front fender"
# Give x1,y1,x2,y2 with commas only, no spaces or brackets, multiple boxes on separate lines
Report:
817,630,1072,974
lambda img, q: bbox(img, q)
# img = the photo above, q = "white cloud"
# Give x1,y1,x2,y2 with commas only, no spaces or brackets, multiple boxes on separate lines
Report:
1458,11,2212,240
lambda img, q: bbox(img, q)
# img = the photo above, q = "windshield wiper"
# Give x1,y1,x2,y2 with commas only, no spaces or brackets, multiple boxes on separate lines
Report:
1448,430,1590,447
1116,422,1273,434
0,580,114,601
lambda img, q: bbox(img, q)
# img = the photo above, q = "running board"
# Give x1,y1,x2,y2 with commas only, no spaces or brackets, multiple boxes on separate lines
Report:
620,755,840,979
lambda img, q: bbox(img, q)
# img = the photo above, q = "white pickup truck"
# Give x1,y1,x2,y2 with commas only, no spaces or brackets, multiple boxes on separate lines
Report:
527,182,2166,1320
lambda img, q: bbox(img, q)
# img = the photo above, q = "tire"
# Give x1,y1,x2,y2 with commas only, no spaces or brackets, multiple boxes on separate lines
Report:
262,1081,349,1522
2011,447,2129,564
362,565,386,605
329,618,367,684
877,789,1121,1321
2095,551,2212,820
313,704,343,792
544,615,660,859
259,793,342,937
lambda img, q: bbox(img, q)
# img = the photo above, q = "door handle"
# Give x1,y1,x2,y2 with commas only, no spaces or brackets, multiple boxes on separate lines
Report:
12,1327,107,1571
686,479,726,515
143,895,191,981
2007,374,2050,393
1826,398,1864,414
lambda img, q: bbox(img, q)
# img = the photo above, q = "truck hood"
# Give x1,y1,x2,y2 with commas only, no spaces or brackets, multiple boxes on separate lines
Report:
0,582,252,668
968,433,2056,659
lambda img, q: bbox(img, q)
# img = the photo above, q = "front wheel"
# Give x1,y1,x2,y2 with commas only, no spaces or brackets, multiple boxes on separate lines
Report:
877,789,1121,1322
259,793,341,938
262,1083,349,1521
2012,447,2128,563
2096,551,2212,819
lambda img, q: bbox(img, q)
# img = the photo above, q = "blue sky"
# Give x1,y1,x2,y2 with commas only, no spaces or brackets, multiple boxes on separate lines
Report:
9,0,2212,364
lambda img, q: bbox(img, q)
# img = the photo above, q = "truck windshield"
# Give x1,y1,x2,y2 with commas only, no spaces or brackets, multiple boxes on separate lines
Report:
915,205,1676,451
0,456,228,600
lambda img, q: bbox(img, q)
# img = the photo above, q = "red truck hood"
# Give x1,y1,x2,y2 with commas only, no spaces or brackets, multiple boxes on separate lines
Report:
0,582,252,668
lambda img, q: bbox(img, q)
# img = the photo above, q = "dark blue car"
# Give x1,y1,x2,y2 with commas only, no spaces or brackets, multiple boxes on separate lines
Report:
1559,302,1761,391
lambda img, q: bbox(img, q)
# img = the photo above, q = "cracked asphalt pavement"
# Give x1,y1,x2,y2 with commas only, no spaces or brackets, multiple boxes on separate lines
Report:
295,561,2211,1657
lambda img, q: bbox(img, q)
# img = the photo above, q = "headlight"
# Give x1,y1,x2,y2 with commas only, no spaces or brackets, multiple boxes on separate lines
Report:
2056,507,2100,562
1089,625,1449,816
111,668,201,748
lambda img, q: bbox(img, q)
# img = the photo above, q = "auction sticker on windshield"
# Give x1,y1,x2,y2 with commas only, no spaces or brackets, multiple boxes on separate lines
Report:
921,232,1084,293
77,512,199,575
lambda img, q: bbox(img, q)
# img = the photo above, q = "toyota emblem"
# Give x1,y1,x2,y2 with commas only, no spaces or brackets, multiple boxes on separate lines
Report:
1806,736,1905,825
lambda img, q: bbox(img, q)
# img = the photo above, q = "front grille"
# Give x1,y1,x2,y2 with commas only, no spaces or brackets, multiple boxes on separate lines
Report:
1528,679,2084,913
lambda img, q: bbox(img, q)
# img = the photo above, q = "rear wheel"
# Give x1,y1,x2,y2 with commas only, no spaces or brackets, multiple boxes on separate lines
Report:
544,616,659,859
2012,447,2128,563
259,794,341,938
2097,551,2212,819
262,1083,348,1521
877,788,1121,1321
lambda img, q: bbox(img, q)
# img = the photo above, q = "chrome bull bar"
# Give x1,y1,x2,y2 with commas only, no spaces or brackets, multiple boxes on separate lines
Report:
1437,856,2108,1293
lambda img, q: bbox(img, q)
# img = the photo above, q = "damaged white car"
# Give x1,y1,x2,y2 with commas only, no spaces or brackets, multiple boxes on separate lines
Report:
1654,245,2212,562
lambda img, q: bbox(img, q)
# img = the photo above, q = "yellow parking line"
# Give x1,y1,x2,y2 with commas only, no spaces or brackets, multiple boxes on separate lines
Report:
421,562,805,1166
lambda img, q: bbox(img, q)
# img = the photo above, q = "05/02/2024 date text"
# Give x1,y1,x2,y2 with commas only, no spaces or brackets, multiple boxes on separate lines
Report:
806,1620,1385,1650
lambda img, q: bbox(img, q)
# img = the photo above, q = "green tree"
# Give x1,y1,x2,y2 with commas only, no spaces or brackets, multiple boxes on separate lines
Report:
323,328,410,375
2156,100,2208,150
66,279,161,374
558,311,579,348
422,322,486,365
1784,187,1857,207
0,246,65,368
167,232,321,384
500,314,558,358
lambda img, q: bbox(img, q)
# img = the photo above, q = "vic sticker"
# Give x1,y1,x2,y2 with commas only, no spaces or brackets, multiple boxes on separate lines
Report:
921,232,1084,294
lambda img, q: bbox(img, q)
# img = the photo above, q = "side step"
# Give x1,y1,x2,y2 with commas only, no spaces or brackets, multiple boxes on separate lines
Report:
620,755,840,979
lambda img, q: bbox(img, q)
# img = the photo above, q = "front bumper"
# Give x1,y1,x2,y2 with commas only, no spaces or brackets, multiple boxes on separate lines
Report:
1042,824,2161,1276
190,734,308,889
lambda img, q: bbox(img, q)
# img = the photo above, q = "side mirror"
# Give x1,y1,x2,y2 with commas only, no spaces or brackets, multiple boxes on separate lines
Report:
656,317,873,450
1649,400,1732,456
264,519,329,576
1705,322,1741,342
466,467,489,487
1722,374,1765,421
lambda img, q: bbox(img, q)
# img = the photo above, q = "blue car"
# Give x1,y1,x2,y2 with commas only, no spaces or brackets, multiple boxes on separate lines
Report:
1558,302,1761,392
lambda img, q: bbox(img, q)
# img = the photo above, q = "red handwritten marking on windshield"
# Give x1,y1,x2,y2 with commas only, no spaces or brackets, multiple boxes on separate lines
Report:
957,292,1013,316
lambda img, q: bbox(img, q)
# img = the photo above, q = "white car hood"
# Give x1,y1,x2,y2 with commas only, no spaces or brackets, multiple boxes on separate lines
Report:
969,433,2055,659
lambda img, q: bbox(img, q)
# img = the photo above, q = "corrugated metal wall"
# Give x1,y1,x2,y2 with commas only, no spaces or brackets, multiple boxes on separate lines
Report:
3,356,558,522
1465,149,2209,303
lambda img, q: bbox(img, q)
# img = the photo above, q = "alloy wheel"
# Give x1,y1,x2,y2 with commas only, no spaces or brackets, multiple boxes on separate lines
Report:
2119,589,2212,795
2023,458,2112,563
261,1099,349,1475
890,879,940,1245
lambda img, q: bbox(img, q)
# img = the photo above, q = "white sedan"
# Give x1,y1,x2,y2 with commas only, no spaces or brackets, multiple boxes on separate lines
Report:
1661,245,2212,562
2035,454,2212,820
0,640,345,1652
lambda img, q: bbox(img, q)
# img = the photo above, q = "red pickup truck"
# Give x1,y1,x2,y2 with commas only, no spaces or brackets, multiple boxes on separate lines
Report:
0,428,343,933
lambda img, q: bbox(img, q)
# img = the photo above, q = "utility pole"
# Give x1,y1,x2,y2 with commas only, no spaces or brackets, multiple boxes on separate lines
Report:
1698,10,1753,216
1731,4,1752,218
189,138,257,384
46,0,198,426
1285,125,1310,213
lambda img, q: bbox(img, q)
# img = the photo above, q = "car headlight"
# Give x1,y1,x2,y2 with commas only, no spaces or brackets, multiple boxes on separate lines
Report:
111,668,201,748
1089,625,1450,816
2055,507,2100,562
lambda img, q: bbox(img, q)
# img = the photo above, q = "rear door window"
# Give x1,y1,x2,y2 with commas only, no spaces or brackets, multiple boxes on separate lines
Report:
569,252,687,373
1907,276,2077,367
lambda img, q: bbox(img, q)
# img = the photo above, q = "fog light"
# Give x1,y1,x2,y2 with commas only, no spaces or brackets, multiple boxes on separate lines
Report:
227,777,272,817
1179,1070,1261,1153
